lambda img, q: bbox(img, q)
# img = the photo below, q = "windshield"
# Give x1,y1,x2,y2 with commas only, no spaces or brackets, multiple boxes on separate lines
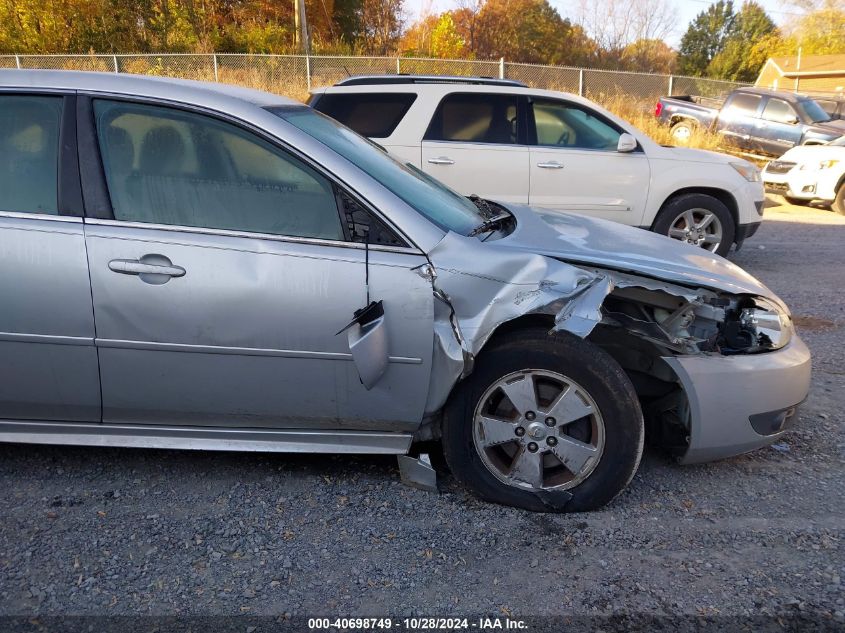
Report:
797,99,831,123
269,106,483,235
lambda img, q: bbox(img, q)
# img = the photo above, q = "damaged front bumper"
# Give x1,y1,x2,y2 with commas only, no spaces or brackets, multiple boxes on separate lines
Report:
664,335,811,464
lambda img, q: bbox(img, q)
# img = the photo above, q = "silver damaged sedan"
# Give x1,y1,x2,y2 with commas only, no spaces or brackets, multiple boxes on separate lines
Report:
0,70,811,511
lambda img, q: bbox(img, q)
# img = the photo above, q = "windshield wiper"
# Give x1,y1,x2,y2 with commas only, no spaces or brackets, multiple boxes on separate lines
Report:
468,212,512,237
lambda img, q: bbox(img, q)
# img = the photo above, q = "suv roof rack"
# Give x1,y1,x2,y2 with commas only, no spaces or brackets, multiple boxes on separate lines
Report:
333,74,528,88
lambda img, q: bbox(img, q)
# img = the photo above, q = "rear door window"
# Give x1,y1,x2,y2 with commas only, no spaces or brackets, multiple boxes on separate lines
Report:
312,93,416,138
424,93,519,145
726,93,762,117
0,95,62,215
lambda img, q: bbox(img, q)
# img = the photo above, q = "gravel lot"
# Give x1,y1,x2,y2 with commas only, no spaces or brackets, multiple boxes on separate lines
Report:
1,196,843,630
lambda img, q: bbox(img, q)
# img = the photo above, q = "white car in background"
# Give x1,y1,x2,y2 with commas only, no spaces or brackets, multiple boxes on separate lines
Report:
762,136,845,213
310,75,766,257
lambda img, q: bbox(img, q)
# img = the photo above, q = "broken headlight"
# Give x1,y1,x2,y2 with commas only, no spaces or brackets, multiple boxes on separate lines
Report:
720,297,793,353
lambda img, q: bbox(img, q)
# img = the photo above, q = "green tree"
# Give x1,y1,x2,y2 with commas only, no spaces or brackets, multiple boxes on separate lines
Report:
707,2,778,81
677,0,735,76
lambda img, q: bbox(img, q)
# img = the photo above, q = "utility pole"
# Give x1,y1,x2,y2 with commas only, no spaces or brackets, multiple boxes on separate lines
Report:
294,0,311,55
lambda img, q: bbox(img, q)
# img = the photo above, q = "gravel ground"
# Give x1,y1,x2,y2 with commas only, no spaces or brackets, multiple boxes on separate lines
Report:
0,196,843,630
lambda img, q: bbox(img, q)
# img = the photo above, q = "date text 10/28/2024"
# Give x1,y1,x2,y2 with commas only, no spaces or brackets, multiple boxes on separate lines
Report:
308,618,528,630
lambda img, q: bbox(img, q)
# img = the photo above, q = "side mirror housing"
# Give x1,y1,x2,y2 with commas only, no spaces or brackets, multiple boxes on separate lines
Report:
617,133,638,153
786,115,799,125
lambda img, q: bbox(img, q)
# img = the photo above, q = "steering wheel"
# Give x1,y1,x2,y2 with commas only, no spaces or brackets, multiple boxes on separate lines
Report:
557,130,570,146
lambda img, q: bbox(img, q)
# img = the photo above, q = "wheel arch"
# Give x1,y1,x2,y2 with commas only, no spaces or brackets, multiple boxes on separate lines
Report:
651,187,739,234
449,312,693,458
669,115,700,127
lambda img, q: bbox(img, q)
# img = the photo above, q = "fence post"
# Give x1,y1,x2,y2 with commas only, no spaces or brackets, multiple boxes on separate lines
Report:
499,57,505,79
396,57,401,74
14,54,20,69
305,54,311,92
668,74,674,96
578,69,584,96
213,54,219,81
113,55,119,73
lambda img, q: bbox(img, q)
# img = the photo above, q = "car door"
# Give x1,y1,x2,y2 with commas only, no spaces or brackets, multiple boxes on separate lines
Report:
716,92,763,150
526,97,651,225
753,97,802,156
0,92,101,422
80,97,433,430
420,92,529,204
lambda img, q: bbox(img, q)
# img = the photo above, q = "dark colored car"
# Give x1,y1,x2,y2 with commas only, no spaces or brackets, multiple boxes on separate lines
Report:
655,87,845,157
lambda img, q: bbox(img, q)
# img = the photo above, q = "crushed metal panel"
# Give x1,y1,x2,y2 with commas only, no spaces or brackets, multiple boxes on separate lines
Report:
426,232,601,357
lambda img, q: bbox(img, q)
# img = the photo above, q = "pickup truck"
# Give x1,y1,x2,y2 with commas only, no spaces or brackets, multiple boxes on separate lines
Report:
655,87,845,157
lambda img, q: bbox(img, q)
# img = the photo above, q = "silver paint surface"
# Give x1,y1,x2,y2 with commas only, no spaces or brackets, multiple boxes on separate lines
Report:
0,70,812,464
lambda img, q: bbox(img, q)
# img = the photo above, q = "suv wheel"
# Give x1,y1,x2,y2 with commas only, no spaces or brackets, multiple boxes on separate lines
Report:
653,193,735,257
442,329,644,512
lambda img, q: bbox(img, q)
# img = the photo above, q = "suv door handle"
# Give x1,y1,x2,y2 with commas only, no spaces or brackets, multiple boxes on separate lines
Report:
427,157,455,165
537,161,564,169
109,256,186,285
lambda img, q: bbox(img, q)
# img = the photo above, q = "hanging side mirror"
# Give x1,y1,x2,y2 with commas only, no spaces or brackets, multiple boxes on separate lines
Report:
617,133,638,153
338,301,389,390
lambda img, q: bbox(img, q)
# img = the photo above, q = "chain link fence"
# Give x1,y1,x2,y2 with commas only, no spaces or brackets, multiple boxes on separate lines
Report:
0,53,749,103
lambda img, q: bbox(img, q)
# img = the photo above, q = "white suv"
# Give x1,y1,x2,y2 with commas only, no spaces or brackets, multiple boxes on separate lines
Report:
310,76,765,256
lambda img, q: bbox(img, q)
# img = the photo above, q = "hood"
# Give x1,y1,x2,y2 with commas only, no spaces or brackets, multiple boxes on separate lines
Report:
497,204,776,299
661,146,736,164
778,143,845,164
813,119,845,134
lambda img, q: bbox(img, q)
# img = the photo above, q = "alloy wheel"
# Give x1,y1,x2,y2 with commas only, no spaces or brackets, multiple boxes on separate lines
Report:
667,208,723,252
472,369,605,492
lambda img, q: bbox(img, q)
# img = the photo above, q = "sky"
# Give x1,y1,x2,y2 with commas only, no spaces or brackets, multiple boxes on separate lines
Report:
406,0,805,48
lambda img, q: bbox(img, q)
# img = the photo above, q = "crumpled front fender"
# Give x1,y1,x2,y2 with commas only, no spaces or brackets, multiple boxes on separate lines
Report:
422,233,610,414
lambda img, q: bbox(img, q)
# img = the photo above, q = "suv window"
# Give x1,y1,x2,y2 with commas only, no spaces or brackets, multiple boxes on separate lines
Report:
0,95,62,215
530,98,622,150
312,93,416,138
762,99,797,124
727,93,762,116
424,93,518,144
93,100,344,241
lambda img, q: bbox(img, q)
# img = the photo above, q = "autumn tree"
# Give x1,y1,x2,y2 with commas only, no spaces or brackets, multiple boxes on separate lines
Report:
399,13,439,56
467,0,594,65
620,39,676,73
359,0,404,54
776,0,845,55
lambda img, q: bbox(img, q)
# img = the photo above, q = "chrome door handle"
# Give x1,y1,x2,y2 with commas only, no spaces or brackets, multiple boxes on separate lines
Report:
108,255,185,285
427,157,455,165
537,161,564,169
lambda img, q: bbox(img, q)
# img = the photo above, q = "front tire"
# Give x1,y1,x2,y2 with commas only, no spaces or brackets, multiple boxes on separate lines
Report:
832,185,845,215
442,329,644,512
652,193,736,257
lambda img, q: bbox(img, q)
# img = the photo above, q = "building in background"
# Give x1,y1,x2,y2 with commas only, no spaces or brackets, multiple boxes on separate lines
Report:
756,54,845,96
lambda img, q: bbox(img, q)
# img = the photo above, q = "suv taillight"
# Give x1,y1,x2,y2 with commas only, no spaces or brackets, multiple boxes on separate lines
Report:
654,101,663,117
